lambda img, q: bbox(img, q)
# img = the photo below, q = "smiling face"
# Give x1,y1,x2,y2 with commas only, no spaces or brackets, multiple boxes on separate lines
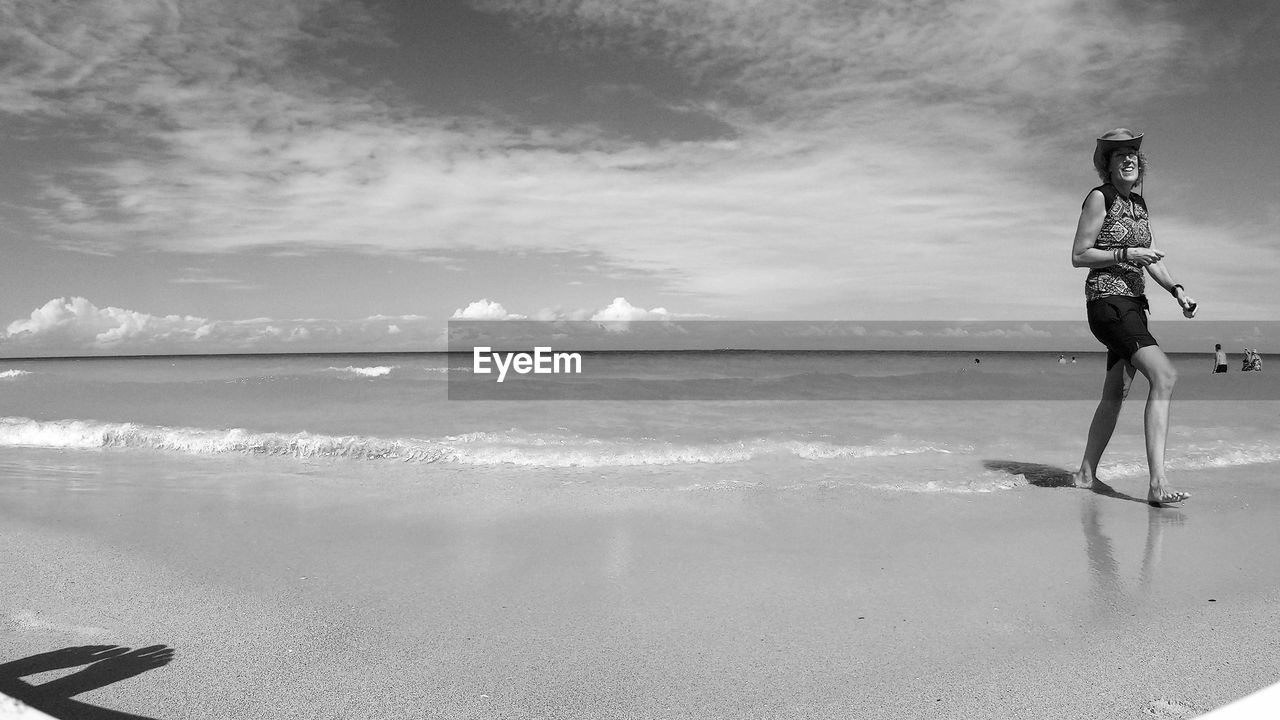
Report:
1108,146,1142,185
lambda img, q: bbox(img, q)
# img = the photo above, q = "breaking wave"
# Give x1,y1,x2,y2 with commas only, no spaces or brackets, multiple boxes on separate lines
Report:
327,366,395,377
0,417,946,468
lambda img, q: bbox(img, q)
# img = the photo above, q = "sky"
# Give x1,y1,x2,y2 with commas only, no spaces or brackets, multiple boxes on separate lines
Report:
1,0,1278,356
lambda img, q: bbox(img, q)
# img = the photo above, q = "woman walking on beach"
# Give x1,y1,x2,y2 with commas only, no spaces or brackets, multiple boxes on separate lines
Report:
1071,128,1198,506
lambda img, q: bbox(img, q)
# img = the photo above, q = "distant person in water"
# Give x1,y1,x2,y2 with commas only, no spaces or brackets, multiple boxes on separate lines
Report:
1242,348,1254,372
1213,344,1228,374
1070,128,1197,507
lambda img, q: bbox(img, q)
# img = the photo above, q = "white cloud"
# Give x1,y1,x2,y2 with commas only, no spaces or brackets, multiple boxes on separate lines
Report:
451,297,687,324
4,297,207,348
590,297,672,322
0,297,444,356
941,323,1053,339
451,299,526,320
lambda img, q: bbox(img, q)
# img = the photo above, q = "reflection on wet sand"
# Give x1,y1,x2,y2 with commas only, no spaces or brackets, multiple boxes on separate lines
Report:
1080,489,1186,611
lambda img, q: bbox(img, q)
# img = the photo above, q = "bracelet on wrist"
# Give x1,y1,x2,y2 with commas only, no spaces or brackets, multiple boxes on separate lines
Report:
1170,283,1184,298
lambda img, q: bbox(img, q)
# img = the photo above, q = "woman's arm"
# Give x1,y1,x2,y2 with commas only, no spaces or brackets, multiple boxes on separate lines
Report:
1071,191,1112,268
1146,259,1196,312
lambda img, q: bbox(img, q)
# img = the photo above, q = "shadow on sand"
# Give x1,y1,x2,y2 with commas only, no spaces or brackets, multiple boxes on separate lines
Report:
0,645,174,720
982,459,1149,504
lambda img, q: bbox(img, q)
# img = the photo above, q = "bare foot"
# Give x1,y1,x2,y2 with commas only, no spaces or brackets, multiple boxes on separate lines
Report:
1148,489,1191,507
1072,471,1094,489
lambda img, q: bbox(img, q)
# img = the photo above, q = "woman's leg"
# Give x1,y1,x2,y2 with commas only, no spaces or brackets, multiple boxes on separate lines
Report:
1075,359,1134,487
1128,345,1190,504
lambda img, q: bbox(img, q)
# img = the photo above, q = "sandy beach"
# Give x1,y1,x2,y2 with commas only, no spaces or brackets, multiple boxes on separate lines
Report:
3,453,1278,720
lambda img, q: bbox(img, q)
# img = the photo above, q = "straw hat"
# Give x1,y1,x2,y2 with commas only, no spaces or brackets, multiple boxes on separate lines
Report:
1093,128,1143,173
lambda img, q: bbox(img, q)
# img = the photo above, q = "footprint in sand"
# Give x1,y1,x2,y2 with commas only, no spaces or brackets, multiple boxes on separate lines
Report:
1142,698,1204,718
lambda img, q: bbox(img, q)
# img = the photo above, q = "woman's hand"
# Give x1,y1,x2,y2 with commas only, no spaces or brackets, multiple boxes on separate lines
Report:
1178,292,1198,318
1127,247,1165,266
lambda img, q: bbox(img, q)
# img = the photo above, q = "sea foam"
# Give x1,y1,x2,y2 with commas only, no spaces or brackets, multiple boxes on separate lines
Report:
327,366,395,377
1103,445,1280,478
0,417,947,468
5,417,1278,477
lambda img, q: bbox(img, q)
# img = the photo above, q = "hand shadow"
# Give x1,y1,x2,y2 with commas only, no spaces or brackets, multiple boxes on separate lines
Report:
0,644,174,720
983,459,1147,504
29,646,175,700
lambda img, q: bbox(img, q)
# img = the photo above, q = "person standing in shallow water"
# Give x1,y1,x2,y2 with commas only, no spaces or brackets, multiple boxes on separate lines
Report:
1213,344,1228,374
1070,128,1198,507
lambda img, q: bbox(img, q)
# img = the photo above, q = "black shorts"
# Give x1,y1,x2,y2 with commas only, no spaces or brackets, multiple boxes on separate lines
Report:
1214,364,1228,374
1087,295,1157,370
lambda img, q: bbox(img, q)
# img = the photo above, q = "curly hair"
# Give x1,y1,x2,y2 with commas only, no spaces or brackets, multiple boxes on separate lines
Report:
1095,149,1148,185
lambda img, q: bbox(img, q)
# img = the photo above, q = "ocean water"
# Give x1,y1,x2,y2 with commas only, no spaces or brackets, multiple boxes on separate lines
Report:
1,352,1278,496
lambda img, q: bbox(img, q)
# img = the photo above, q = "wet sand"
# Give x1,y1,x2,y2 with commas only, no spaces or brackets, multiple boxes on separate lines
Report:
2,458,1278,719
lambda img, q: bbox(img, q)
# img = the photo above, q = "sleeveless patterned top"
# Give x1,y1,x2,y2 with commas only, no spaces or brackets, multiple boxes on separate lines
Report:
1084,184,1150,301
